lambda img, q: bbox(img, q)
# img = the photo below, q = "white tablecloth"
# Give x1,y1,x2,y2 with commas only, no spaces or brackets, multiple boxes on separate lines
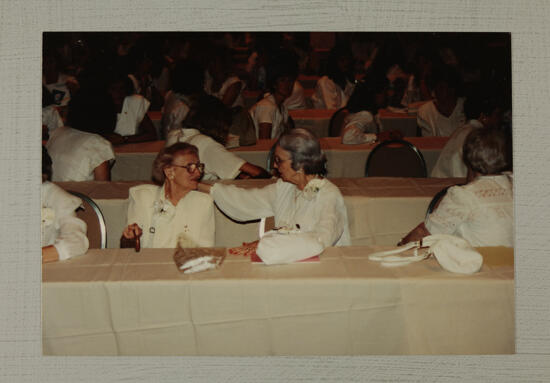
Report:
111,137,448,181
42,246,514,356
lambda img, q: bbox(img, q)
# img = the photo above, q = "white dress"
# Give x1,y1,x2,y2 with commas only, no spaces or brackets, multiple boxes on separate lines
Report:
165,128,246,180
311,76,355,110
41,182,89,260
126,184,215,248
430,120,482,178
417,98,466,137
341,111,378,144
425,174,514,247
249,94,290,139
46,126,115,182
161,91,192,137
114,94,151,136
283,80,307,110
204,73,245,108
211,178,351,248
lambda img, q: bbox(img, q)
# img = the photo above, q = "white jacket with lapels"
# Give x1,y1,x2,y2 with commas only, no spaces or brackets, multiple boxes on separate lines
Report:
126,184,215,248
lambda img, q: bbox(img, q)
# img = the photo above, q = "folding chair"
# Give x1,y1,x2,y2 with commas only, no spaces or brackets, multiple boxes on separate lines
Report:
364,139,427,177
67,191,107,249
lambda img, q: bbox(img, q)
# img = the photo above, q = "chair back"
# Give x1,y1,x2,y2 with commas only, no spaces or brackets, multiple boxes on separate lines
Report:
67,191,107,249
328,107,349,137
365,139,427,177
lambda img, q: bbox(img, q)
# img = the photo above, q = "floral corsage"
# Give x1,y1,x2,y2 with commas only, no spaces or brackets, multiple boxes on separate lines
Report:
301,178,326,201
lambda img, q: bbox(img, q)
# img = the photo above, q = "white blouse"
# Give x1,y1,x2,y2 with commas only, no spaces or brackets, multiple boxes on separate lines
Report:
165,128,245,180
126,184,215,248
46,126,115,182
311,76,355,110
204,74,245,108
114,94,151,136
211,178,351,248
341,111,378,144
283,80,307,110
249,94,290,139
425,174,514,247
41,182,89,260
417,98,466,137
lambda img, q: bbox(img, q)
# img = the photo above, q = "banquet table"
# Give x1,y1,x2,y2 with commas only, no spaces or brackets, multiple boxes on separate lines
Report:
55,177,464,249
376,102,428,137
42,246,514,356
111,137,448,181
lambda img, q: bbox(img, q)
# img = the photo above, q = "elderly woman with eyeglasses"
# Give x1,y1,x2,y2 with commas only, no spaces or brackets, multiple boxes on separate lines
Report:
198,128,351,264
121,142,215,249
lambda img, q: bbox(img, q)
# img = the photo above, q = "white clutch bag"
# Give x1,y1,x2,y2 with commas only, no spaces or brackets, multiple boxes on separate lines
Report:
368,234,483,274
256,218,323,265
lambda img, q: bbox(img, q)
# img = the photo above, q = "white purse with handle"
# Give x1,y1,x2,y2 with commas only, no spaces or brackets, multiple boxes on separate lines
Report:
368,234,483,274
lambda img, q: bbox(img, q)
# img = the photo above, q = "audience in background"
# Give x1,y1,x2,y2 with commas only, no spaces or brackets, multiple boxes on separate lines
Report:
249,50,298,139
311,44,356,110
431,89,506,178
166,95,269,179
161,59,205,139
107,72,157,144
46,89,115,181
417,65,466,137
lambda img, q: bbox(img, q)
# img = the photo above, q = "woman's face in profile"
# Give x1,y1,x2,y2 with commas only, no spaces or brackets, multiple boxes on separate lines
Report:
169,152,203,191
273,145,297,183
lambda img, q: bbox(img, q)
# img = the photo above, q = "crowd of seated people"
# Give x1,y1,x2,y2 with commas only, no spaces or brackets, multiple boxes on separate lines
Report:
42,32,513,263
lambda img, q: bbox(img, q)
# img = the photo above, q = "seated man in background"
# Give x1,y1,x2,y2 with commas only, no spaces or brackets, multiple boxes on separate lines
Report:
399,128,513,247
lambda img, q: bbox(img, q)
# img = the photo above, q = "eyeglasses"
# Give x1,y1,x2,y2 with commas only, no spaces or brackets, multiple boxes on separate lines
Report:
273,155,291,165
171,162,205,174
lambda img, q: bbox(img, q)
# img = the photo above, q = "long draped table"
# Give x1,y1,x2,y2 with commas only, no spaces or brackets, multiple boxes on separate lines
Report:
111,137,448,181
42,246,514,356
56,177,464,249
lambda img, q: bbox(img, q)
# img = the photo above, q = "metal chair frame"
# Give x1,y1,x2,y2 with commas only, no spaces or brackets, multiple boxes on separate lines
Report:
364,139,428,178
67,190,107,249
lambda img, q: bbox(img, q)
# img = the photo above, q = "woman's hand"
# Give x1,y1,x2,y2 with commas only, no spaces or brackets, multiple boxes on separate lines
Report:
121,223,143,251
122,223,143,239
397,222,430,246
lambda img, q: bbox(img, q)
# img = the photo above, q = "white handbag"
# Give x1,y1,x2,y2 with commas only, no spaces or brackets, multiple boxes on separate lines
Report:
256,218,323,265
368,234,483,274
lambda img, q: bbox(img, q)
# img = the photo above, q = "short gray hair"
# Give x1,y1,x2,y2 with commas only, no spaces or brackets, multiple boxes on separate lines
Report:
463,128,512,175
277,128,327,176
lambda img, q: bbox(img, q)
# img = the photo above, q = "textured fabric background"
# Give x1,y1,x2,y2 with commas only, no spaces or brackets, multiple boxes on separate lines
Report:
1,0,549,381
